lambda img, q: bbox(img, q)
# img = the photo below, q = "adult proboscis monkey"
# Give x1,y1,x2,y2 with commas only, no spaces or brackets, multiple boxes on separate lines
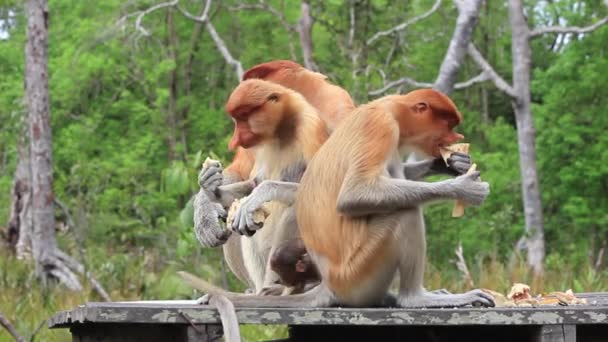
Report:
183,89,494,308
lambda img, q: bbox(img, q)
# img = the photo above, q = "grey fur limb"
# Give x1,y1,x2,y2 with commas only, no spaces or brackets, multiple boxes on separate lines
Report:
193,189,231,248
208,294,241,342
397,290,495,308
230,181,298,234
179,271,334,308
337,171,489,217
215,180,256,208
403,152,472,180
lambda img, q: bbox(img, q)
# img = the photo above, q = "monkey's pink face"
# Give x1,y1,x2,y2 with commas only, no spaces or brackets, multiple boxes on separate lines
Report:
400,105,464,157
227,103,282,150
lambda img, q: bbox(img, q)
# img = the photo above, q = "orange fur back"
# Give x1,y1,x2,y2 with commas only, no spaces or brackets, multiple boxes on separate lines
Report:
296,99,399,296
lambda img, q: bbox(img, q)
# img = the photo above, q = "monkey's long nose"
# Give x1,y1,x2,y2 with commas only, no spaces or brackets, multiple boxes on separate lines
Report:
445,132,464,144
228,129,241,150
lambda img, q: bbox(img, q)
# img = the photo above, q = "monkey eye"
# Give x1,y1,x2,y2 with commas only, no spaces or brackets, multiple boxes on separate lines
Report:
267,93,279,102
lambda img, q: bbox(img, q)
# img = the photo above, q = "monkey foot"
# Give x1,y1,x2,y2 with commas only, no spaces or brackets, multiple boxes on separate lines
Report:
196,294,211,305
258,284,287,296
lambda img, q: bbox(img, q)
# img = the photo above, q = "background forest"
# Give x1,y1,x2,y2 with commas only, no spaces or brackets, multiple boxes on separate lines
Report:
1,0,607,340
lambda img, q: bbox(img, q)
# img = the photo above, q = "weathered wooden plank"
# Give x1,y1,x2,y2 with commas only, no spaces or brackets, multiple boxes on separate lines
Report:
537,325,577,342
49,298,608,328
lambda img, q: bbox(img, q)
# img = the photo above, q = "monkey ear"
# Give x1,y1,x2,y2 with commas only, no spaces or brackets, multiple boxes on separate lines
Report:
267,93,280,102
412,102,429,114
295,259,308,273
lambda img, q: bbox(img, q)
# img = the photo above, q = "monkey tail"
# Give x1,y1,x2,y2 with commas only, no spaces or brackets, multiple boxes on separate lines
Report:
178,271,231,296
178,271,331,308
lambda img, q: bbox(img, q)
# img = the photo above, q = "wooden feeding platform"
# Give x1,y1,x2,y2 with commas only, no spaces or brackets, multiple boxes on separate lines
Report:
49,293,608,342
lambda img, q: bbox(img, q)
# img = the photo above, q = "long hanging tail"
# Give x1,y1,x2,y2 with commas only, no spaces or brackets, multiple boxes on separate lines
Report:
177,271,330,307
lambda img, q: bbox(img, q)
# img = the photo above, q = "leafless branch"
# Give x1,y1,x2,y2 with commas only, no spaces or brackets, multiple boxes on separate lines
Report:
348,0,356,50
454,242,475,288
529,16,608,39
369,71,487,96
0,310,24,342
206,21,244,80
454,72,489,89
134,0,179,36
229,1,297,60
54,249,112,302
368,77,433,96
230,1,296,32
176,0,211,23
467,43,516,98
298,1,319,71
433,0,483,94
366,0,442,46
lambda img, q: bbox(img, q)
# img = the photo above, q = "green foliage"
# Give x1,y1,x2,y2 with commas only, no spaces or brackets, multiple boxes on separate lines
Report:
1,0,608,340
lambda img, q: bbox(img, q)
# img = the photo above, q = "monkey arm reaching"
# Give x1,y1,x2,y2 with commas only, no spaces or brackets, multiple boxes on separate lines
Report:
336,171,488,217
403,152,472,180
229,180,299,235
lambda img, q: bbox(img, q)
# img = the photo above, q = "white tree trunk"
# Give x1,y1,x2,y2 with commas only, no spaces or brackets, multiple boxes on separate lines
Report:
509,0,545,275
434,0,483,94
13,139,33,260
25,0,58,282
298,0,319,71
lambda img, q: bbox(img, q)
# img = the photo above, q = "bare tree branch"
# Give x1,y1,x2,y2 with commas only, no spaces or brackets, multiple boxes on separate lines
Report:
369,71,488,96
176,0,211,23
0,310,24,342
454,242,474,288
206,21,244,80
433,0,483,94
134,0,179,36
54,249,112,302
453,72,489,89
298,1,319,71
366,0,442,46
529,16,608,38
229,0,298,60
368,77,433,96
230,1,296,32
467,43,516,98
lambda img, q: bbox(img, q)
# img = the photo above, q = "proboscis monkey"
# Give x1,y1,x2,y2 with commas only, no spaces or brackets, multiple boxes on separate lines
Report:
202,78,328,294
181,89,494,308
269,238,320,294
194,60,474,291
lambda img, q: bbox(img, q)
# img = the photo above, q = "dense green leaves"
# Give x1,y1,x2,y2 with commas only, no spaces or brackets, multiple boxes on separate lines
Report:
0,3,607,338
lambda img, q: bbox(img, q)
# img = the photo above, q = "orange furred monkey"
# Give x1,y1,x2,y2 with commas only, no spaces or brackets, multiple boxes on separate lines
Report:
183,89,493,308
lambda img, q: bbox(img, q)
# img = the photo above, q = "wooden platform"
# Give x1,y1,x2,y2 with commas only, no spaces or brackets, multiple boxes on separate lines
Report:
49,293,608,342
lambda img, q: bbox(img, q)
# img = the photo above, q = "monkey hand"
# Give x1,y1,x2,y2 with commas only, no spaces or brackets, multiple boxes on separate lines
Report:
193,190,232,247
258,284,287,296
199,159,224,197
431,152,472,176
451,171,489,206
229,190,268,236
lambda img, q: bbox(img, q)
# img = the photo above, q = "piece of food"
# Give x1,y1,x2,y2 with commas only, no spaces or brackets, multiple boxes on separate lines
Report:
507,283,532,301
439,143,476,217
203,157,220,169
227,197,271,229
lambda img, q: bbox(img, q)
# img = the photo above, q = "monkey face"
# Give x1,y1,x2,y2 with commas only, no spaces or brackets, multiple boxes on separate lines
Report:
225,80,288,150
398,89,464,157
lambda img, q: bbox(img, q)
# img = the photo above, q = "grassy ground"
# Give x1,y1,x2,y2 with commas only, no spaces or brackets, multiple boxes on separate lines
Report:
1,250,607,342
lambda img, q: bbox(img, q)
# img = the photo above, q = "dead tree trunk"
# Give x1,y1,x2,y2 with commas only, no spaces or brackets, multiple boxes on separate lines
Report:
23,1,110,298
9,128,32,258
298,0,318,71
434,0,483,94
25,0,59,283
468,0,607,276
508,0,545,275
